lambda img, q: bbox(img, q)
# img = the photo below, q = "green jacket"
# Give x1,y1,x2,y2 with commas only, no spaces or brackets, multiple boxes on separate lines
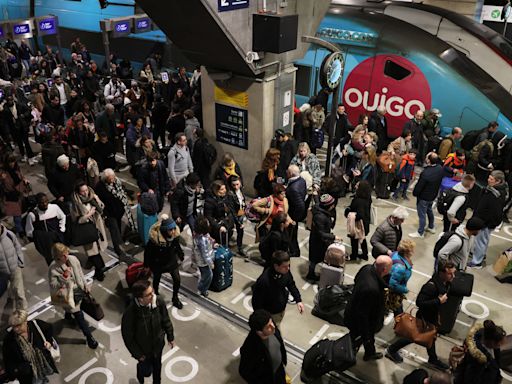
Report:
121,295,174,360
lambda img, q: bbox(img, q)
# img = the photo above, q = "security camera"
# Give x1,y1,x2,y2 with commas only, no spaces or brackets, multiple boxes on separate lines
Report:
245,51,264,63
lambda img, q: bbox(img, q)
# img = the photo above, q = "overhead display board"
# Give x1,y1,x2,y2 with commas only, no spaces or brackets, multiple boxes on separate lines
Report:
12,19,33,39
134,17,152,33
112,19,132,38
215,103,248,150
37,16,58,36
218,0,249,12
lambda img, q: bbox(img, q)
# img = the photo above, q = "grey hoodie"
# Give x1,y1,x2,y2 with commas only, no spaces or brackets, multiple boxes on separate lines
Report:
168,144,194,185
437,224,471,270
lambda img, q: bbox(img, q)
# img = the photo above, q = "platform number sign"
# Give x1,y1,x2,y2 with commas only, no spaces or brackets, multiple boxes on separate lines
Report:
218,0,249,12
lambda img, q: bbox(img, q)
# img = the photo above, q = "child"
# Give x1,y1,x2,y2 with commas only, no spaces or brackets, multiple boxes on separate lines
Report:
393,149,417,201
193,216,216,297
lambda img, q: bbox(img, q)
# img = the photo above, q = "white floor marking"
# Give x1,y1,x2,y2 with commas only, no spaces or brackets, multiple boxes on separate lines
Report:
35,278,45,285
64,357,98,382
162,345,180,362
309,324,330,345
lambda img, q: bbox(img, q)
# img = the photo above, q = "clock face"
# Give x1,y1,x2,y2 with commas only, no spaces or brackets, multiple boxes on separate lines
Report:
320,52,344,90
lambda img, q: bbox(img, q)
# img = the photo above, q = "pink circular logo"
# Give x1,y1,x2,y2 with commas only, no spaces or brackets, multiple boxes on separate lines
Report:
342,54,432,138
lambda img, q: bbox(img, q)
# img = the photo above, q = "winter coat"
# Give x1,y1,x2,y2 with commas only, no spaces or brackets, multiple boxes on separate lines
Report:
276,139,299,178
144,222,184,273
286,177,307,222
415,273,449,327
387,137,412,158
239,327,287,384
369,112,389,152
389,252,413,294
192,138,215,187
137,160,171,198
214,163,244,186
290,154,322,187
193,234,215,268
0,226,23,279
91,140,116,171
94,180,126,220
472,182,508,229
344,265,387,339
0,167,28,217
48,254,87,313
348,196,372,235
95,111,117,142
446,182,471,223
370,216,402,258
454,324,502,384
438,136,456,160
47,165,81,201
253,169,276,198
121,295,174,361
252,267,301,315
71,192,108,256
397,154,415,181
258,229,290,265
170,179,200,224
253,196,290,230
308,205,336,264
3,320,58,384
203,192,234,241
413,164,453,202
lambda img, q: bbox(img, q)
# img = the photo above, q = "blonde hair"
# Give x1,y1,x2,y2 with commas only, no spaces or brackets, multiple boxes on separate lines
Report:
367,131,378,143
324,244,345,267
397,239,416,258
297,142,311,156
365,146,377,166
51,242,69,261
9,309,28,327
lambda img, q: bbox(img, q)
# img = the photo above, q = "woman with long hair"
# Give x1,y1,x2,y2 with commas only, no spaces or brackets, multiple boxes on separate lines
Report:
253,148,280,198
346,180,372,260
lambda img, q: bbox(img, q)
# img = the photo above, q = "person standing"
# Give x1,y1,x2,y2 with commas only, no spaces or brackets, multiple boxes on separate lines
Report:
203,180,234,246
441,174,475,232
226,175,247,256
168,132,194,189
122,279,175,384
0,221,27,310
468,170,508,268
285,165,307,258
47,154,81,214
370,206,408,258
368,106,389,153
410,153,453,238
438,127,463,161
239,309,287,384
254,148,281,198
385,260,455,370
138,152,171,213
258,213,292,269
344,255,392,361
144,215,184,309
2,95,35,164
170,172,202,232
193,216,216,297
346,180,372,261
403,110,426,162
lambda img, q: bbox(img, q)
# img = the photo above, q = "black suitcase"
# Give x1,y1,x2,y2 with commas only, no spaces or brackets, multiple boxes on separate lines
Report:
450,271,474,297
300,334,356,382
438,295,463,334
311,285,353,326
499,335,512,373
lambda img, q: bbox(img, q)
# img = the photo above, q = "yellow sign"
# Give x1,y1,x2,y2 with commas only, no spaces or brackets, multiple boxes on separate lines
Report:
214,86,249,109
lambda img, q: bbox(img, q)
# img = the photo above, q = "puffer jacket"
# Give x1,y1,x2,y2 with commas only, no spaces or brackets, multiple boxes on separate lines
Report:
370,216,402,258
389,252,412,294
473,182,508,229
144,221,184,272
454,324,502,384
0,225,23,279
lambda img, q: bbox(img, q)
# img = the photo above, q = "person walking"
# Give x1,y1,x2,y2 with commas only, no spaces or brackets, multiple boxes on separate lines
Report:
0,221,27,310
344,255,393,361
122,279,175,384
285,165,307,258
170,172,202,232
226,175,247,256
168,132,194,189
49,243,98,349
193,216,216,297
258,213,292,269
370,206,409,258
388,240,416,315
239,309,288,384
346,180,372,261
410,153,453,238
144,215,184,309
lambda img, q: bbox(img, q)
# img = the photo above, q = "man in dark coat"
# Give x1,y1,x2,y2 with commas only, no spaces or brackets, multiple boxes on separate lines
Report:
285,165,306,258
368,106,389,153
410,153,453,238
137,152,171,213
47,154,80,214
151,95,170,148
166,106,185,145
122,279,175,384
344,255,392,361
403,110,426,161
274,130,299,179
95,104,117,143
328,104,352,147
42,94,65,128
170,172,201,231
385,260,455,370
91,132,116,172
252,251,304,327
3,95,34,162
239,309,287,384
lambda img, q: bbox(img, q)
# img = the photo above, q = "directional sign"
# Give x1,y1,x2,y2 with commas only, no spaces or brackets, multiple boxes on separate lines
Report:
37,17,58,36
12,20,33,39
112,19,132,37
218,0,249,12
134,17,152,33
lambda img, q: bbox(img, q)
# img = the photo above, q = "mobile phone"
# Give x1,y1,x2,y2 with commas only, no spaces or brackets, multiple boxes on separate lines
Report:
46,79,54,88
160,71,169,83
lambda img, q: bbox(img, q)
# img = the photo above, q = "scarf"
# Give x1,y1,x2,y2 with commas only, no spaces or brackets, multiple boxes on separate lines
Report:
105,178,136,231
267,168,275,182
72,186,103,217
224,162,238,178
16,329,54,380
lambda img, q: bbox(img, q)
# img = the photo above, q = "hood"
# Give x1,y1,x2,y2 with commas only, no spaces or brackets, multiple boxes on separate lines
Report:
149,221,181,246
488,182,509,200
402,154,415,164
452,182,469,194
466,324,488,364
455,223,470,239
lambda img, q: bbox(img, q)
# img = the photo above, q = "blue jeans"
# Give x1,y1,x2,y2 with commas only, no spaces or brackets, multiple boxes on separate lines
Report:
198,265,213,294
471,227,491,265
13,216,23,234
417,199,434,235
393,180,410,198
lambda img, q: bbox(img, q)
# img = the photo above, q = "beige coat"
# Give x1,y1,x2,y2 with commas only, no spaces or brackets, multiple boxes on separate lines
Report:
71,192,108,256
48,255,87,313
252,196,292,242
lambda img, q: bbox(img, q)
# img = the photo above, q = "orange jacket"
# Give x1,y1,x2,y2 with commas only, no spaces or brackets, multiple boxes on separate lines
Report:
444,153,466,170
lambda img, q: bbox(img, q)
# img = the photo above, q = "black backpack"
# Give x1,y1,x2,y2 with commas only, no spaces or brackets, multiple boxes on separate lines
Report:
460,129,484,151
203,141,217,164
433,231,464,259
437,189,465,215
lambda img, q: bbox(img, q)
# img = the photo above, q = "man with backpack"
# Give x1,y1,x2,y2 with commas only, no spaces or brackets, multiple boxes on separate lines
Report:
435,217,484,271
438,174,475,232
438,127,462,161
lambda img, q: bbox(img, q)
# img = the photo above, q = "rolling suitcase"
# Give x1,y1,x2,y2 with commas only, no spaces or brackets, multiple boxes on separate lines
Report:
210,233,234,292
438,295,463,334
499,335,512,373
137,204,158,245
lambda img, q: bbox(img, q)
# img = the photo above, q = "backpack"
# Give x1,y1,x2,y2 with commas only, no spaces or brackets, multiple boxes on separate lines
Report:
34,123,51,144
139,192,159,216
427,135,443,154
244,196,271,223
470,140,493,162
433,231,464,259
311,127,325,149
203,141,217,164
437,189,465,215
125,261,152,287
460,129,484,151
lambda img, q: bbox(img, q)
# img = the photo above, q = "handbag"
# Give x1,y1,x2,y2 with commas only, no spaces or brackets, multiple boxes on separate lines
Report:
80,293,104,321
370,205,377,225
305,208,313,231
393,311,437,348
449,271,474,297
71,221,100,246
449,344,467,371
377,152,397,173
32,320,61,363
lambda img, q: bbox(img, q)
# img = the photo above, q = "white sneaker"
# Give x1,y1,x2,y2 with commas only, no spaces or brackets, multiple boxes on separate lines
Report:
409,232,424,238
119,165,131,172
425,227,436,234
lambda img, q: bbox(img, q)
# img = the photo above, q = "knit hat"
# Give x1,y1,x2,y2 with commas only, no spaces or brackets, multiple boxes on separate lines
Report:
319,194,335,208
159,214,177,233
275,129,285,137
56,154,69,167
466,217,485,231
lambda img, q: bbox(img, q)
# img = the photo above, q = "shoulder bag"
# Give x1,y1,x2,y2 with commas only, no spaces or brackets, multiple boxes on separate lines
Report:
71,220,100,246
394,308,437,349
33,320,61,363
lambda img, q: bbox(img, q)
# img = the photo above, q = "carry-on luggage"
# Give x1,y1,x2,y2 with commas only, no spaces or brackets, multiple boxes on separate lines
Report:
300,334,356,383
137,204,158,245
126,262,152,287
210,233,234,292
499,335,512,373
311,284,353,326
450,271,474,297
438,295,463,334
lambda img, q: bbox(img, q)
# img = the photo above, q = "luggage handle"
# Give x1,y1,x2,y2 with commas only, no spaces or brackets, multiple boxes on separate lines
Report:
219,228,229,246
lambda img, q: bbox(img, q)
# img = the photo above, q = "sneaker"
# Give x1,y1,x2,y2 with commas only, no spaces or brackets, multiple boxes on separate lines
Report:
467,262,483,269
409,232,424,238
86,335,99,349
119,165,130,172
385,349,403,364
425,227,436,234
172,297,183,309
363,352,383,361
402,195,410,201
429,359,449,370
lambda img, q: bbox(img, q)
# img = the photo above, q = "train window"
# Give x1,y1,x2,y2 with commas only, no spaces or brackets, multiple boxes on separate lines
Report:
384,60,411,81
295,65,312,97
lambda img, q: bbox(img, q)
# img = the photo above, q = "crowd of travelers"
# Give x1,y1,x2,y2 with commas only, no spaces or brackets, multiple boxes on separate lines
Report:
0,36,509,384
